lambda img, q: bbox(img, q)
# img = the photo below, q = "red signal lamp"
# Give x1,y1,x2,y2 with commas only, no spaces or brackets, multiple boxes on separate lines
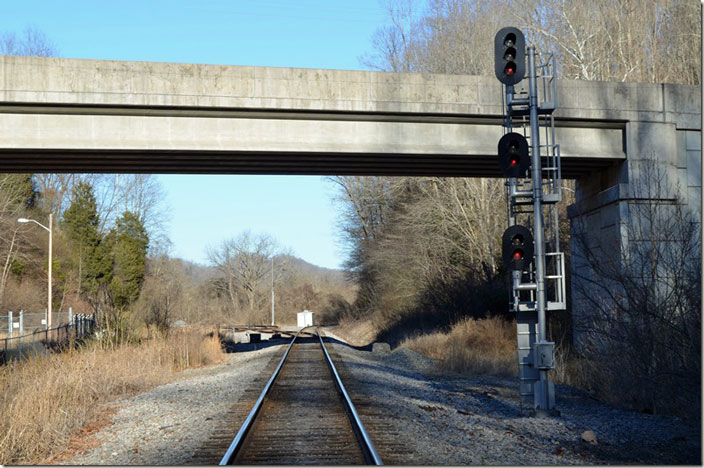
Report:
495,27,525,85
502,225,534,272
498,132,529,179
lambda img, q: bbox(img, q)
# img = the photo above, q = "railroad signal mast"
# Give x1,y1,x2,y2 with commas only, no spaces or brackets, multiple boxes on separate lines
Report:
495,27,565,417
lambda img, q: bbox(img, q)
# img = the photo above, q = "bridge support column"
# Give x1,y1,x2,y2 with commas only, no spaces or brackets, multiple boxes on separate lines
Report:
568,121,701,350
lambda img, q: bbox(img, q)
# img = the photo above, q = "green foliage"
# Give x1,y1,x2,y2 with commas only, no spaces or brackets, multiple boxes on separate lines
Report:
10,259,24,280
50,256,69,299
106,211,149,310
62,182,100,247
62,181,111,302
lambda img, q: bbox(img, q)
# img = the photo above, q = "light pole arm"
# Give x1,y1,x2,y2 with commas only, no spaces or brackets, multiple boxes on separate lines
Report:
18,218,50,232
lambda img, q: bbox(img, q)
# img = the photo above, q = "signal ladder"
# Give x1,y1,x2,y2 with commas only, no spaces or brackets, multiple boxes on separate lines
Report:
495,28,566,416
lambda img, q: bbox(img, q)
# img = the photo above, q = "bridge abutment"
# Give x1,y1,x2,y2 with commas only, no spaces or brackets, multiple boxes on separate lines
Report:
568,119,701,351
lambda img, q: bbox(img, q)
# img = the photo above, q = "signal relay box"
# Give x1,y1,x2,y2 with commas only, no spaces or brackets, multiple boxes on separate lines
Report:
534,341,555,369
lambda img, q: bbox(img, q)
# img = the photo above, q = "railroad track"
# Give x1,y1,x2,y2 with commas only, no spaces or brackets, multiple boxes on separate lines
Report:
219,327,382,465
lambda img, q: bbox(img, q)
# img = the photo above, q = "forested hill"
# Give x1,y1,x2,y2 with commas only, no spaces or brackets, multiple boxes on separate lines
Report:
140,252,354,327
166,254,346,289
274,254,346,283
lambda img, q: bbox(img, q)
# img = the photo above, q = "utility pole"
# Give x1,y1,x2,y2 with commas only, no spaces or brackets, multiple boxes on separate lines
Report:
270,256,275,326
48,212,52,329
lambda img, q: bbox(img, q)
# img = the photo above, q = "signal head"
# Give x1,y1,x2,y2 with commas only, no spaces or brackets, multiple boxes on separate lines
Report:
498,132,530,178
494,27,526,85
502,225,534,271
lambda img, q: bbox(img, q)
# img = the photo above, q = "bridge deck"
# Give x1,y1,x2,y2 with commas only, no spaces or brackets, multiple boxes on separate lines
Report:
0,55,699,177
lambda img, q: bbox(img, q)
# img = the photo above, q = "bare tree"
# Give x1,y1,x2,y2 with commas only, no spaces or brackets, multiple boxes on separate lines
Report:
34,174,87,217
0,26,58,57
136,254,184,333
571,158,701,415
515,0,701,84
361,0,418,72
329,174,509,330
364,0,700,84
0,175,39,308
207,231,279,320
35,173,171,253
413,177,505,275
328,176,404,273
100,174,171,253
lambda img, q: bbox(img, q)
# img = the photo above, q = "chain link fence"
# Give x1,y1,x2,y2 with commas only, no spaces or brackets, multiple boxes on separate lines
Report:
0,310,95,363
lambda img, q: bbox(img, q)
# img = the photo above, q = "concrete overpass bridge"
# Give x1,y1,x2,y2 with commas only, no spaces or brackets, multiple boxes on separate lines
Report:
0,55,701,335
3,55,699,176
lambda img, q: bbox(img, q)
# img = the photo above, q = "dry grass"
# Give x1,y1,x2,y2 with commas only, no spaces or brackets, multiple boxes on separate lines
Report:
333,316,379,347
0,327,224,465
401,317,517,377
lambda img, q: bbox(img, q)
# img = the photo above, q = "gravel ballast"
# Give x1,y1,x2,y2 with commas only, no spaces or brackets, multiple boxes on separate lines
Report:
328,339,701,465
62,336,700,465
62,346,280,465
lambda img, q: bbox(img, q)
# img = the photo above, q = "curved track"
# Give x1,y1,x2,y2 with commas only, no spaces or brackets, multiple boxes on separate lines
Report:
220,328,382,465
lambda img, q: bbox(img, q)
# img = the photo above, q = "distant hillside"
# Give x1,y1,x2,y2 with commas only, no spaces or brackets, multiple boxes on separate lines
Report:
165,257,216,283
166,254,348,287
156,252,354,326
275,254,347,284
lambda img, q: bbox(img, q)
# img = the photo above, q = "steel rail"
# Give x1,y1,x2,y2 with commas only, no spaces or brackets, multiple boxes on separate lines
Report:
219,329,302,465
318,330,383,465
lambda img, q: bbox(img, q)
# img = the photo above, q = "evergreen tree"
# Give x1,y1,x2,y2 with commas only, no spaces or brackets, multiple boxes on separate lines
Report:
106,211,149,310
62,181,111,303
63,182,100,246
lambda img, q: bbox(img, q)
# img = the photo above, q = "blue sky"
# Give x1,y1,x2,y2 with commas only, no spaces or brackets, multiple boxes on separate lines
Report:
2,0,393,269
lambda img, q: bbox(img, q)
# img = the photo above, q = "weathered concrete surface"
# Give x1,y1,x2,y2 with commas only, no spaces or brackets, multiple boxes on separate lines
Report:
0,55,696,176
0,56,699,125
0,55,700,339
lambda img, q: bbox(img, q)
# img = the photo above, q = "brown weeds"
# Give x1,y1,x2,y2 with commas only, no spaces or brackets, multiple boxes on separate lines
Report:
0,327,224,465
401,317,517,377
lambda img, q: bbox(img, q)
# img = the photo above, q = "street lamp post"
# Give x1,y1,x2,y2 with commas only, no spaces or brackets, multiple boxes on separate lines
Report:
18,214,52,329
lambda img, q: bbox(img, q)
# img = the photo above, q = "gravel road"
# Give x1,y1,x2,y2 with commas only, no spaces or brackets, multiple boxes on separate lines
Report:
62,336,700,465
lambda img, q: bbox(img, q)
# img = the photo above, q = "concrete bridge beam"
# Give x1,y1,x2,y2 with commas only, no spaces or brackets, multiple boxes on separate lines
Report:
0,55,700,346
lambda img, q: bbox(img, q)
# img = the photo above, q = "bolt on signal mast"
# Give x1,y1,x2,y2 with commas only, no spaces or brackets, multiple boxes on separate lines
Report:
495,26,564,417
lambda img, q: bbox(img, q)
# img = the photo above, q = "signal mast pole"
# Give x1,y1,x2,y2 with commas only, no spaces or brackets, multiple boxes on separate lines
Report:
494,27,563,417
527,45,550,413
